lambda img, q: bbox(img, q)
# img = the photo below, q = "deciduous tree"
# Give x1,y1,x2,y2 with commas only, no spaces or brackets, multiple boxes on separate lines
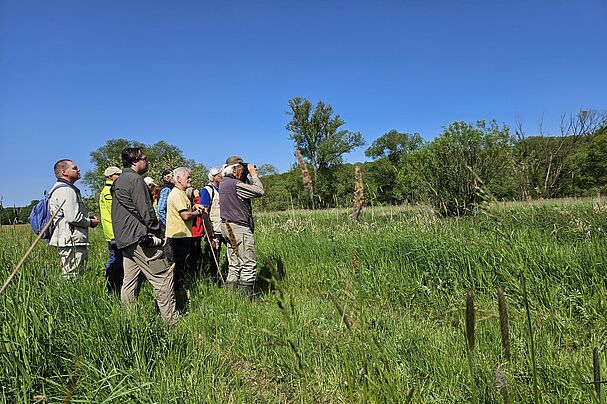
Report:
286,97,364,179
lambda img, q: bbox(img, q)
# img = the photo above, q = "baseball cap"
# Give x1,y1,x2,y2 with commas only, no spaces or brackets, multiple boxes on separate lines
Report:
225,156,245,166
208,167,222,181
104,166,122,177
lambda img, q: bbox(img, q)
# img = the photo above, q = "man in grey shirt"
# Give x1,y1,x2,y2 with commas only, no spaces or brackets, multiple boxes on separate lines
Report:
219,155,264,298
49,159,99,279
112,147,180,326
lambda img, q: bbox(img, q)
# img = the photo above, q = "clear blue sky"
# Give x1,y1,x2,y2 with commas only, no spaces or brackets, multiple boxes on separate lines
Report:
1,0,605,206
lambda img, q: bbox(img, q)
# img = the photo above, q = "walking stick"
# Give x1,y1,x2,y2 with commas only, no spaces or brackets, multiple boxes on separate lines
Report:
201,211,225,285
0,200,65,295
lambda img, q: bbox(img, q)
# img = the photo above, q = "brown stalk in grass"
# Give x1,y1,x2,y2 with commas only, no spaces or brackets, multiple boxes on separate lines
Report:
63,359,81,404
466,290,476,352
351,254,360,280
294,149,313,195
351,165,364,220
594,347,601,401
224,222,240,259
497,287,511,361
328,291,352,330
465,289,477,403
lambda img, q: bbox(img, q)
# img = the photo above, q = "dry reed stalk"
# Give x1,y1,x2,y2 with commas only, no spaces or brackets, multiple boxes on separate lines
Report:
63,359,81,404
294,149,313,194
594,347,601,400
351,165,364,220
465,289,477,403
405,387,415,403
494,366,510,404
224,222,240,259
351,254,360,280
328,291,351,330
466,290,476,352
497,287,511,361
520,273,540,404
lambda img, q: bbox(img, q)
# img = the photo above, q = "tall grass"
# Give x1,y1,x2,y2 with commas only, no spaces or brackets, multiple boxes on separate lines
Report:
1,197,606,402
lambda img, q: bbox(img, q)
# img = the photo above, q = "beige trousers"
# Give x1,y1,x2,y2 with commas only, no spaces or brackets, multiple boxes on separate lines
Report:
221,222,257,286
57,246,88,279
121,243,179,326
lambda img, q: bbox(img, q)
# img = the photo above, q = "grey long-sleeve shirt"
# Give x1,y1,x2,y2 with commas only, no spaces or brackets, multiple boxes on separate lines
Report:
49,181,91,247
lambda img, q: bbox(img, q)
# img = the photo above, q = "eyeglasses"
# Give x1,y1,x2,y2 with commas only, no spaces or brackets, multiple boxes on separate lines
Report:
137,156,148,161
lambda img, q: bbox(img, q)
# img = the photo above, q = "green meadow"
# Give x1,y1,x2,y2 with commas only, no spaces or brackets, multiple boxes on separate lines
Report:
1,198,607,402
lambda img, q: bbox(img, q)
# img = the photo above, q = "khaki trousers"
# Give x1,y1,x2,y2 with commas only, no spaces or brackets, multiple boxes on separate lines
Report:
58,246,88,279
221,222,257,286
121,243,179,326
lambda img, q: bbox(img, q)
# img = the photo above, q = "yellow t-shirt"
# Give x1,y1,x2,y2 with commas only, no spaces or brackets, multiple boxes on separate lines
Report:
166,187,193,238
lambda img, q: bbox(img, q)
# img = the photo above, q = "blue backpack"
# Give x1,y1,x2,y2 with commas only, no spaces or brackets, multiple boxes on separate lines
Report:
29,184,68,240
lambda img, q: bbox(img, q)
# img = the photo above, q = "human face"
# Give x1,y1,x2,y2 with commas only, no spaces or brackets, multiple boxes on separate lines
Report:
63,161,81,183
176,170,192,190
233,164,244,180
212,172,222,186
134,154,148,174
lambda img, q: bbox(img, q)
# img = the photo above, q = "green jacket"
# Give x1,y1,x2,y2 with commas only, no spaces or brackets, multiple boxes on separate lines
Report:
99,180,114,241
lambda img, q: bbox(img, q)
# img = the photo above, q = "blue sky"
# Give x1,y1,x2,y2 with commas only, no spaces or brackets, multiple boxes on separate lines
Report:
1,0,605,206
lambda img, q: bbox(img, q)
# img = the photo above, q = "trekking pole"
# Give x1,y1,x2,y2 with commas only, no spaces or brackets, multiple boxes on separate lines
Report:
201,211,225,285
0,200,65,295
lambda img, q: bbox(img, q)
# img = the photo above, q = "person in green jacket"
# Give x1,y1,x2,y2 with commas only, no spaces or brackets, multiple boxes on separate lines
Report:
99,166,124,294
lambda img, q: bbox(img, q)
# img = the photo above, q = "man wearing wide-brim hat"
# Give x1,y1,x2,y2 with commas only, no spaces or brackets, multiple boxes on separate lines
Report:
219,155,264,298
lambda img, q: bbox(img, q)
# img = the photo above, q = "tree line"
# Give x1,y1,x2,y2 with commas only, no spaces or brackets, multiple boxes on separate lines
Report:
257,101,607,215
2,99,605,224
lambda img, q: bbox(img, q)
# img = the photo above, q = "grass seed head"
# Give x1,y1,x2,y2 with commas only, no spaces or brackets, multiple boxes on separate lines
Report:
352,165,364,220
352,254,360,279
295,149,313,195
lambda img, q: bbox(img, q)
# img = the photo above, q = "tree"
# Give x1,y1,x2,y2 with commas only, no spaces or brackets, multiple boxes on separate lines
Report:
514,110,607,198
83,139,207,200
365,130,424,165
286,97,365,179
257,164,279,177
396,120,514,215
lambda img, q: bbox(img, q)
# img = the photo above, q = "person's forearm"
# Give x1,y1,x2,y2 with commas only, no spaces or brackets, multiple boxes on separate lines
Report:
179,210,201,221
236,177,264,198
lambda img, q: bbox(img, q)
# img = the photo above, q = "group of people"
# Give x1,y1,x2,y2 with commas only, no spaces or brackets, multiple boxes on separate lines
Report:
48,148,264,325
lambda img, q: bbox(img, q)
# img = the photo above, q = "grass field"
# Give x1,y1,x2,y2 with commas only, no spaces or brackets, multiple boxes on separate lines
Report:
1,197,607,402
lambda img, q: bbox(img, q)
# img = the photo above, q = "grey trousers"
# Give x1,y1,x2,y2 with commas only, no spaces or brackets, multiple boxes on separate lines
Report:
57,246,88,279
221,222,257,286
121,243,179,326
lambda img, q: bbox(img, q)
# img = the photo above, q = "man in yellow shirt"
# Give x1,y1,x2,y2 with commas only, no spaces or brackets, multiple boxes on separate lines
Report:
99,166,123,294
166,167,204,289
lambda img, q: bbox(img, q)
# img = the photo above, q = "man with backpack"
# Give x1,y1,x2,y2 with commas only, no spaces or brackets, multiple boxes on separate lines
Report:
48,159,99,279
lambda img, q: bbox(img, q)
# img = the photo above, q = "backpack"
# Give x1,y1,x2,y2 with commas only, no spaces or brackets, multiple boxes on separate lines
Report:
29,184,69,240
204,184,216,206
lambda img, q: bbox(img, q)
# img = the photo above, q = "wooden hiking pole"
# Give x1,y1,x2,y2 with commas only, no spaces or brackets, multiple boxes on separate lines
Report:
201,210,225,285
0,200,65,295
